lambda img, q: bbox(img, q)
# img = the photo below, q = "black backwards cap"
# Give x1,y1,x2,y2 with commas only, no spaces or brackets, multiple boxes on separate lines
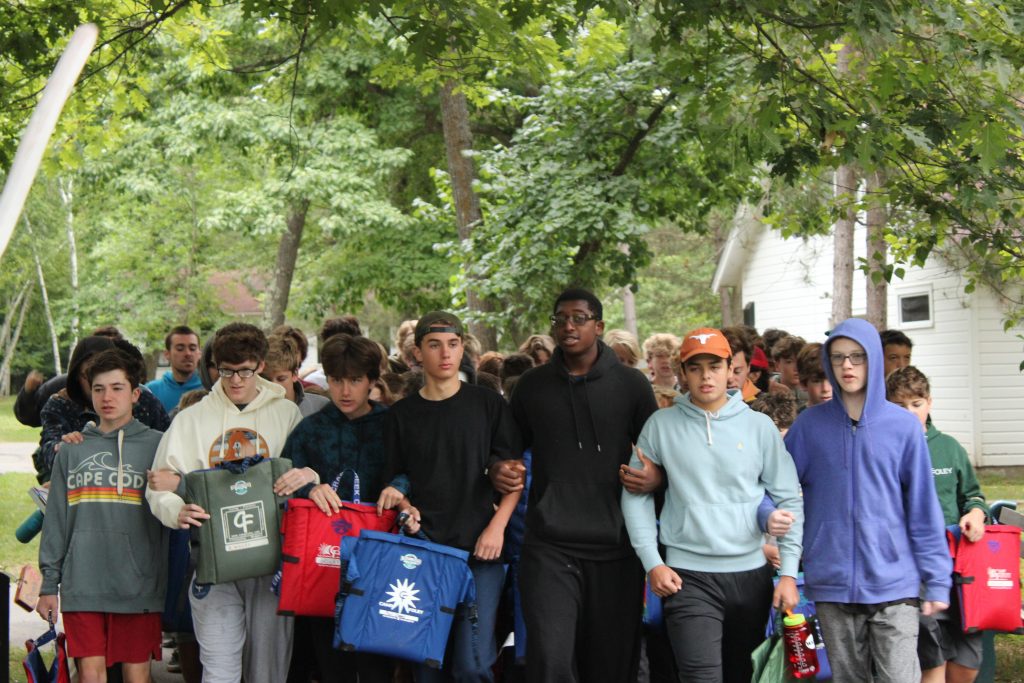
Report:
414,311,464,346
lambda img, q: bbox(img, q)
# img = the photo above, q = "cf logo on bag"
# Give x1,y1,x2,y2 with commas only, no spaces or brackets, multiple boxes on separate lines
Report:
233,509,255,534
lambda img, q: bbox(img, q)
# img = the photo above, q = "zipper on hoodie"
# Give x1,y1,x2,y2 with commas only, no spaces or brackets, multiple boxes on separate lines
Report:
850,421,858,600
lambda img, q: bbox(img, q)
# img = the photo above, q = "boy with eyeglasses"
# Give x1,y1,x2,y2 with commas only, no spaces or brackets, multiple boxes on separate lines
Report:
146,322,308,683
491,288,658,683
783,318,950,683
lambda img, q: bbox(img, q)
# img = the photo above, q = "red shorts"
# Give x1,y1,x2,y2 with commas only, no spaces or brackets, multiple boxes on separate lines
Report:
63,612,162,664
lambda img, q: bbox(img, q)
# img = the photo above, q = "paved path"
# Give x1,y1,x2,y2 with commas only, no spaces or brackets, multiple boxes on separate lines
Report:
0,441,36,474
2,441,181,681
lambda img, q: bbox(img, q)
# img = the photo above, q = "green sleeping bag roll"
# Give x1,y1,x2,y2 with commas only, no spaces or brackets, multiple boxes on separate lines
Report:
186,458,292,585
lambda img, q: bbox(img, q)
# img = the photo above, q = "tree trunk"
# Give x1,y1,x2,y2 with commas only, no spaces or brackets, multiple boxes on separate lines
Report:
832,164,857,327
263,200,309,330
865,168,888,330
0,282,30,355
719,286,742,327
58,176,79,350
830,43,856,328
439,79,497,350
617,243,638,336
24,215,62,374
0,281,33,395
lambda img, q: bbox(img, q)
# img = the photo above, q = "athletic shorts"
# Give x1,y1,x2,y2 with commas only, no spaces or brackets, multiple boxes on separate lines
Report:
64,611,162,664
918,614,983,670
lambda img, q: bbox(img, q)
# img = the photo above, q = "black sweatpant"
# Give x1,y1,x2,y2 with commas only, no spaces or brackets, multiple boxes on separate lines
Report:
520,543,644,683
662,564,774,683
306,617,392,683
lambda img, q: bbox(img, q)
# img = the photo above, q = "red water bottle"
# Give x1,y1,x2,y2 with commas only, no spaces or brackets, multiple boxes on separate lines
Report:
782,610,819,679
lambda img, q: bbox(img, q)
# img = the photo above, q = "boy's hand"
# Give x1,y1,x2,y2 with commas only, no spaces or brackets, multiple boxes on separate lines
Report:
310,484,342,515
376,486,405,514
489,459,526,494
766,510,795,537
619,446,664,494
177,503,210,529
36,594,58,623
473,522,505,561
273,467,317,496
772,575,799,612
959,508,986,543
922,601,949,617
648,565,683,598
60,431,84,445
146,469,181,492
24,370,44,393
762,543,781,569
398,504,421,535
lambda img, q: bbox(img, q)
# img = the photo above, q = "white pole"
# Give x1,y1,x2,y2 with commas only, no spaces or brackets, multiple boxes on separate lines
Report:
0,23,98,261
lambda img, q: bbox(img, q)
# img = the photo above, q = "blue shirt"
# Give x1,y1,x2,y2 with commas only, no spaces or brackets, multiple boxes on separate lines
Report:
145,371,203,413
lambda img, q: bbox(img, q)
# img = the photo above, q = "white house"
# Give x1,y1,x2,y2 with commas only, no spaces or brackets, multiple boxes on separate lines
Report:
712,206,1024,467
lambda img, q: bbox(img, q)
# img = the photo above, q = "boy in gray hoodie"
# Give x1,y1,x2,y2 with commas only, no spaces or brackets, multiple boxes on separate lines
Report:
38,347,167,683
622,327,803,683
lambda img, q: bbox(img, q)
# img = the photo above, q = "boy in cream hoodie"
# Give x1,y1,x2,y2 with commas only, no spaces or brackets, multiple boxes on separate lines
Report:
622,327,803,683
146,323,309,683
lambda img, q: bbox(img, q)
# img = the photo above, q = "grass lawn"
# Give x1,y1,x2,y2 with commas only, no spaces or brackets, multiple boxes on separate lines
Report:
0,396,37,443
3,471,42,683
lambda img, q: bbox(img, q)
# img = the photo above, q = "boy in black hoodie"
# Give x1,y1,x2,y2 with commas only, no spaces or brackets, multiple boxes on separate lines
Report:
493,288,658,683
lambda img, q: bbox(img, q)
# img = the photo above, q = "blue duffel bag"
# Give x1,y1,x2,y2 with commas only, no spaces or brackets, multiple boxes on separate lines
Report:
334,530,477,669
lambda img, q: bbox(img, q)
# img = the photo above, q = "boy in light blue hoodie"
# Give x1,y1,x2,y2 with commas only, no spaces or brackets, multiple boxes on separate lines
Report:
622,327,803,683
784,318,950,683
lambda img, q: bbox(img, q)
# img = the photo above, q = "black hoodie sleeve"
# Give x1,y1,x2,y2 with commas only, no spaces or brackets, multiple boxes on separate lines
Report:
628,371,658,443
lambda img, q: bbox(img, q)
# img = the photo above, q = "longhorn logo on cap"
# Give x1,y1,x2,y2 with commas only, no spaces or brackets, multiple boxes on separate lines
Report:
690,333,717,345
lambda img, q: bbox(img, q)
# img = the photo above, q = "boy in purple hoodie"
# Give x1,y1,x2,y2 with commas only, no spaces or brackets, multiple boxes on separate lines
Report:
783,318,951,683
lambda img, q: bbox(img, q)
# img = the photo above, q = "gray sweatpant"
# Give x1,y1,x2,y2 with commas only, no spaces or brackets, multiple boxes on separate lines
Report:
189,573,294,683
816,602,920,683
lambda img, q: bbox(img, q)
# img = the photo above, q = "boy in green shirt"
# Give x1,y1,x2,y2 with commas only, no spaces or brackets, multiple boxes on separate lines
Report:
887,365,987,683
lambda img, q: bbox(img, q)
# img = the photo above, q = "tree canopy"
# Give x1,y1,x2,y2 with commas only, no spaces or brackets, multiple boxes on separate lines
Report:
1,0,1022,381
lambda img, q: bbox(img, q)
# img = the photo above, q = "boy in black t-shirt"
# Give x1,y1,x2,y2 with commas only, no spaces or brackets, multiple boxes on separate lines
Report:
377,311,521,683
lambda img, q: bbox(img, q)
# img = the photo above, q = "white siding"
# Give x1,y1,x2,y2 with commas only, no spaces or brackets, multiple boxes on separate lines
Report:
735,223,1024,466
885,259,1024,466
740,224,867,344
886,261,975,458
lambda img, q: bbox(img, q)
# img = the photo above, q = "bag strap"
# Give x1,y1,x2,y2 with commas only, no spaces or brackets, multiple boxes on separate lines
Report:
946,524,962,561
330,469,361,503
33,623,57,649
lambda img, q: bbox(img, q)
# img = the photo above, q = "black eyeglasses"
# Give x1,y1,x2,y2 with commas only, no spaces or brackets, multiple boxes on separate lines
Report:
828,352,867,367
550,313,598,327
218,367,258,378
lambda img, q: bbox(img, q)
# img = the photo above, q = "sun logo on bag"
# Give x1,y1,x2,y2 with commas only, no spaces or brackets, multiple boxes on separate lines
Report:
383,578,420,614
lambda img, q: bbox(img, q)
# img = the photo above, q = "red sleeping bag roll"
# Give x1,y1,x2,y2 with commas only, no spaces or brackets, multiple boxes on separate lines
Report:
948,524,1024,634
278,499,398,617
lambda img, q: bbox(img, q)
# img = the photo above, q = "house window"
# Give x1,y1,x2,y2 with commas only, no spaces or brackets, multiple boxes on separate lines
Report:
897,289,933,329
743,302,756,327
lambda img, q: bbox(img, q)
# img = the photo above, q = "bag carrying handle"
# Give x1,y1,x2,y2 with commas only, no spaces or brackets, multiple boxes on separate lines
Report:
330,469,361,503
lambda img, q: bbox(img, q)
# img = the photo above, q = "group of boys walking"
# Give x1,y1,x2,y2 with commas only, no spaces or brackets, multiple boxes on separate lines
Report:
34,287,979,683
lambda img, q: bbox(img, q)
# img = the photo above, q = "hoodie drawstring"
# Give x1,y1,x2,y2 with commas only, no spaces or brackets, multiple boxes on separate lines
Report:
582,377,602,453
218,385,265,463
116,428,125,496
566,376,604,452
568,377,583,450
703,409,721,446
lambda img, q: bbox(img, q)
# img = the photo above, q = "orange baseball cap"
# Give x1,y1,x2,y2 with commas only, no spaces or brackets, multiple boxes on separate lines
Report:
679,328,732,363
